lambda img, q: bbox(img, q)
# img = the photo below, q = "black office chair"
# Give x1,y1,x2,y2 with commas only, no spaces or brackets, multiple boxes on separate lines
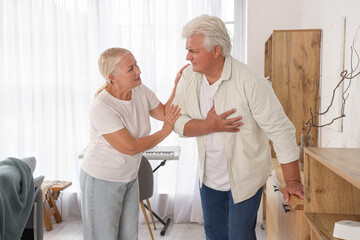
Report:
138,156,156,240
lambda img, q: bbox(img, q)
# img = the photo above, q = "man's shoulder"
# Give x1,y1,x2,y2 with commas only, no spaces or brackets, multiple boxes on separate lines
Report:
229,57,267,87
177,65,201,92
231,57,259,77
182,65,201,81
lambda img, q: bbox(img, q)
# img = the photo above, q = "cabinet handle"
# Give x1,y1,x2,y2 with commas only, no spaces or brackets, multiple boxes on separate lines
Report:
282,203,290,213
273,185,279,192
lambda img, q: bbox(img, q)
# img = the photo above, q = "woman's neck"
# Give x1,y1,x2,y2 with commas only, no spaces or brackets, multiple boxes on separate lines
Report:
106,85,132,100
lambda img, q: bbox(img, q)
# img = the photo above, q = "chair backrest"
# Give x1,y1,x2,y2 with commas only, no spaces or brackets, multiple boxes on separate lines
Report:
33,175,45,199
20,156,36,173
20,157,44,240
138,156,154,201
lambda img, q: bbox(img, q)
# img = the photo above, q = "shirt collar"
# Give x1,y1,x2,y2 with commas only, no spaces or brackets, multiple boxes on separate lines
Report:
220,56,232,81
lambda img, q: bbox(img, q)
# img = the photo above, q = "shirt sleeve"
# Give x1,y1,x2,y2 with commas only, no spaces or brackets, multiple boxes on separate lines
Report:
172,73,193,137
89,103,124,135
246,76,299,164
142,84,160,110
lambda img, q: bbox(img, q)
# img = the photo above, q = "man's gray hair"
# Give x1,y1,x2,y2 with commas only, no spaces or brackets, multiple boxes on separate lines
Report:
182,14,232,57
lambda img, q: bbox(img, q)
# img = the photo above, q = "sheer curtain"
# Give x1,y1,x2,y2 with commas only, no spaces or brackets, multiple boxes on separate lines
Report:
0,0,246,223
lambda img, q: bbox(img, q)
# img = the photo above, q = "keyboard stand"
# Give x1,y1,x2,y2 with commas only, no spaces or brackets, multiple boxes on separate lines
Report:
143,146,180,236
144,204,171,235
152,159,167,173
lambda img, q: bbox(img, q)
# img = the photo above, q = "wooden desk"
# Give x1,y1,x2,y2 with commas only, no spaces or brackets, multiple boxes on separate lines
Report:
42,181,72,231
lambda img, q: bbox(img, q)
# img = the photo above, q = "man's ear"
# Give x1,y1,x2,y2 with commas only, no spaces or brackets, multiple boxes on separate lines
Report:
213,45,222,58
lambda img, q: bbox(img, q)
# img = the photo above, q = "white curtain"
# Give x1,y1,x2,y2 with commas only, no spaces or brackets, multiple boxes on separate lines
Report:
0,0,246,223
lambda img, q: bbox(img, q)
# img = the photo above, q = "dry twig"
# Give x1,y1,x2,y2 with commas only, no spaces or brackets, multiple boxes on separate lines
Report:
305,26,360,134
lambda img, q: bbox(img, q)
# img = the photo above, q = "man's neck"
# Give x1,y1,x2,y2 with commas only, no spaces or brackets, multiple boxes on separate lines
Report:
205,57,225,85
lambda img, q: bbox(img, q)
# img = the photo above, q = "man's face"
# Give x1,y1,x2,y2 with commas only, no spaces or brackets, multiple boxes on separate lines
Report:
185,34,216,74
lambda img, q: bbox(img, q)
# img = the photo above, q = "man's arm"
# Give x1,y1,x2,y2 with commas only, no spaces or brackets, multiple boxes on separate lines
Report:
281,160,304,203
183,104,243,137
244,76,303,202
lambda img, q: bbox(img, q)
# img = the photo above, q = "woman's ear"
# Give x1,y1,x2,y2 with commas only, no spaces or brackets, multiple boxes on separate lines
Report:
108,73,115,82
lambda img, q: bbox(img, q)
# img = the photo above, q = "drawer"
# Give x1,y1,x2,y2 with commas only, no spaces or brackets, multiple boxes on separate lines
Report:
265,173,310,240
265,174,279,240
277,192,310,240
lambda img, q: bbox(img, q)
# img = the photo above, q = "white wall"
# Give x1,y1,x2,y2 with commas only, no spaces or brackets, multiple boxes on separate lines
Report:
248,0,360,148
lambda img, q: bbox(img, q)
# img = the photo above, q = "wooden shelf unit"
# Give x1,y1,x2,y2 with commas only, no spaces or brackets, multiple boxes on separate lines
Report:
304,148,360,240
263,29,321,240
265,29,321,156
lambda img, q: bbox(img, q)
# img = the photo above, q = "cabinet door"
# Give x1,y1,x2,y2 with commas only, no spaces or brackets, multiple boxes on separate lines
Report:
265,175,279,240
277,192,310,240
271,30,321,147
266,173,310,240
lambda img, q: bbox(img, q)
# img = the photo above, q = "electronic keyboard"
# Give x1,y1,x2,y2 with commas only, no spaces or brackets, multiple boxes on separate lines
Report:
144,146,180,160
79,145,181,160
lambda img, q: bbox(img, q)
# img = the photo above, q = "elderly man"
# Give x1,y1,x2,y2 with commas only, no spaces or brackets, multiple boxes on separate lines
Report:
173,15,304,240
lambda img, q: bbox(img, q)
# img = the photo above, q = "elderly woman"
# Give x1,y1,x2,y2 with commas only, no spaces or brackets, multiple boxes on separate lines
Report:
80,48,186,239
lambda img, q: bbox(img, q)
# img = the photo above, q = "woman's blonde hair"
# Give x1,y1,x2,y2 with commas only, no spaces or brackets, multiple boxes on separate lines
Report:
94,48,131,97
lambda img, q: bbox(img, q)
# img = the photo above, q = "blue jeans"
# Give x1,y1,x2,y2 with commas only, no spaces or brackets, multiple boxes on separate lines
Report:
80,169,139,240
199,184,263,240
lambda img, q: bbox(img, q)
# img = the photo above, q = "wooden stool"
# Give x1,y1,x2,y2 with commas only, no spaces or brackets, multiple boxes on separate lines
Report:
42,181,72,231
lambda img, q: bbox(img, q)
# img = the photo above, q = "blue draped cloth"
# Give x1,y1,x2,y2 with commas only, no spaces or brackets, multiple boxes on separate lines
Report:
0,157,34,240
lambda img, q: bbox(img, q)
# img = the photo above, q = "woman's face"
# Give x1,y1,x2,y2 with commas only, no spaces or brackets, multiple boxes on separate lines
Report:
112,53,142,90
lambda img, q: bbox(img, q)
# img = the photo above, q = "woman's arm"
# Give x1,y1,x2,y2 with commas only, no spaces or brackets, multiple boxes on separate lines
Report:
149,64,189,121
103,104,181,155
165,64,190,113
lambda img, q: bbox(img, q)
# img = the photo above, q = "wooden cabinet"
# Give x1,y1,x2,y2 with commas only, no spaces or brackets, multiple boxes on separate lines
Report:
263,29,321,240
264,159,310,240
304,148,360,239
264,29,321,154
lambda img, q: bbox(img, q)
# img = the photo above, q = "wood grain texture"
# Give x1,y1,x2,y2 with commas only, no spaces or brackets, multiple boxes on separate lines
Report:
266,30,321,155
304,148,360,215
304,148,360,239
305,148,360,189
265,35,273,81
306,213,360,240
265,174,280,240
265,166,310,239
278,197,310,240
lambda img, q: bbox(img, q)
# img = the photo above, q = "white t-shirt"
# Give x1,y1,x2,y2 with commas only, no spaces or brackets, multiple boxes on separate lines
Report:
81,84,160,182
200,75,230,191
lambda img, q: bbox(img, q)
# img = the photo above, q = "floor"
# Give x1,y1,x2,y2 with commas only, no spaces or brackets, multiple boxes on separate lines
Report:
43,220,267,240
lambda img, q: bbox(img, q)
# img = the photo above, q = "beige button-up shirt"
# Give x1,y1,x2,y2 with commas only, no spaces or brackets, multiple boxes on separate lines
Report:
173,56,299,203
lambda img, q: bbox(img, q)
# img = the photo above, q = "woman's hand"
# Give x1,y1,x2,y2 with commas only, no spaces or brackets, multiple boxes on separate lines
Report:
174,64,190,85
164,64,189,116
162,104,181,134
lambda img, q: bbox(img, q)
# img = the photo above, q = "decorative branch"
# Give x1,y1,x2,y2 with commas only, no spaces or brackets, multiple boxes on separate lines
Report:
305,26,360,135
